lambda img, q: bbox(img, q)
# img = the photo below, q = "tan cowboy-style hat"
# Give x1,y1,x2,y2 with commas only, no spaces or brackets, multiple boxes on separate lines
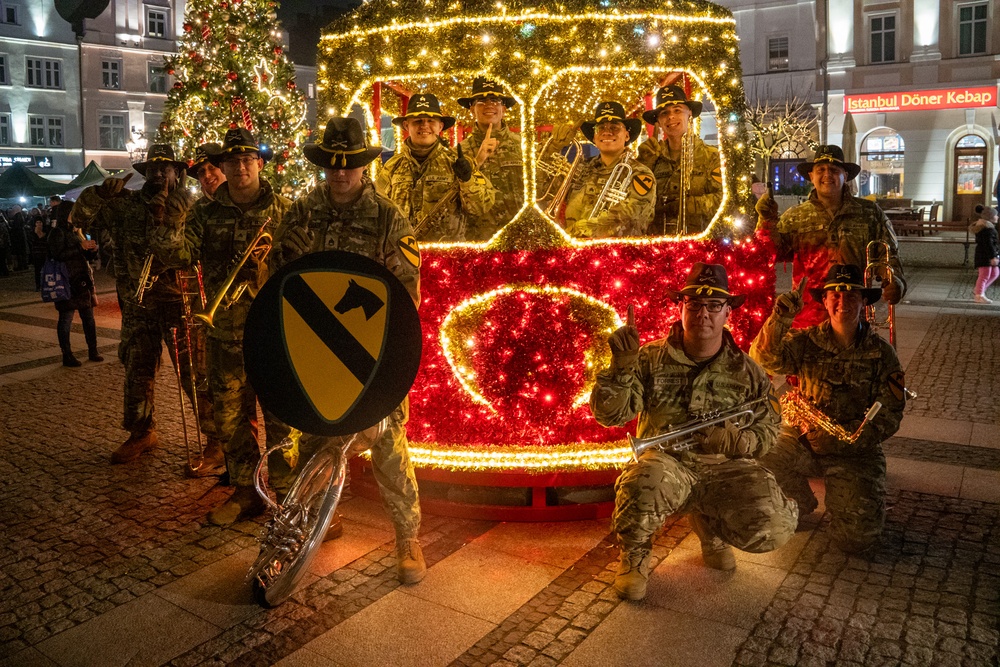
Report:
303,118,382,170
186,143,222,177
457,77,517,109
641,85,704,125
666,262,747,308
796,145,861,181
134,144,188,176
392,94,456,131
580,101,643,145
808,264,882,305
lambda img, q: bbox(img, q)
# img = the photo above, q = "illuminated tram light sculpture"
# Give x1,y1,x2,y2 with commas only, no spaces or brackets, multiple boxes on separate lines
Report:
317,0,776,519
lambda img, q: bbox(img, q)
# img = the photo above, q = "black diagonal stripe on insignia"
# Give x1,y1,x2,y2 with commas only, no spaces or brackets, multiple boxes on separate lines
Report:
284,274,377,385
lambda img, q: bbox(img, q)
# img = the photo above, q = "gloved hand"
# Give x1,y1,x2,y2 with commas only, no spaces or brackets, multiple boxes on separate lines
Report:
774,275,808,318
804,428,846,456
281,226,314,259
881,278,902,305
163,188,193,226
754,186,779,224
695,420,759,457
608,305,639,370
148,183,170,222
637,137,662,163
452,145,473,182
95,172,133,200
549,121,581,151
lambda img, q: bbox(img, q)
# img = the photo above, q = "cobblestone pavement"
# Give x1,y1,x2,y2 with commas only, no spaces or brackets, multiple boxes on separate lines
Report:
1,266,999,667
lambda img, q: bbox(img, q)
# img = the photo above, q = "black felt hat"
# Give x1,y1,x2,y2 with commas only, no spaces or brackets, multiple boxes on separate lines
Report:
666,262,746,308
796,145,861,181
808,264,882,305
457,77,517,109
303,118,382,170
642,85,703,125
580,101,643,145
187,142,223,177
134,144,188,176
392,94,456,131
208,128,270,165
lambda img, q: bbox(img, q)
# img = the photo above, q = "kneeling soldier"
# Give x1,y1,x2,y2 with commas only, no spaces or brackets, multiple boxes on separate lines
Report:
591,263,797,600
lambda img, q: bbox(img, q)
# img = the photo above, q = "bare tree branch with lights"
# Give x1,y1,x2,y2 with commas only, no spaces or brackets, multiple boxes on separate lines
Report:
744,87,819,181
158,0,314,194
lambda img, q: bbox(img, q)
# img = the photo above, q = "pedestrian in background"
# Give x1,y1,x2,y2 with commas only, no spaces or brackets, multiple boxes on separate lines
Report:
30,216,48,290
48,201,103,367
8,205,29,271
970,204,999,304
0,213,10,277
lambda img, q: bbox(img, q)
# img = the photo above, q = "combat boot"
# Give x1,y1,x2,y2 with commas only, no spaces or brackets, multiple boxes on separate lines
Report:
184,437,226,478
111,430,159,464
62,351,81,367
613,543,652,601
396,537,426,584
689,513,736,571
207,486,266,526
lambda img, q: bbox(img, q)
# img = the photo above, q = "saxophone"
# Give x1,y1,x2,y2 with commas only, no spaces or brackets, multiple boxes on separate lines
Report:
779,390,882,445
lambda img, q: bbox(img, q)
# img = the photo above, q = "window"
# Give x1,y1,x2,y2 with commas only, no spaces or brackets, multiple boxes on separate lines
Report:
859,129,905,198
99,113,127,150
767,37,789,72
146,8,167,38
101,60,121,89
0,55,7,85
25,58,61,89
148,63,166,93
0,115,10,146
870,15,895,63
958,3,988,56
27,116,63,147
1,4,17,24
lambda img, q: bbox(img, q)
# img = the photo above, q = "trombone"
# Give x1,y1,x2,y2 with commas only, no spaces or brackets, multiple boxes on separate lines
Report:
865,240,896,347
195,218,273,328
628,396,766,460
134,254,159,304
536,138,582,218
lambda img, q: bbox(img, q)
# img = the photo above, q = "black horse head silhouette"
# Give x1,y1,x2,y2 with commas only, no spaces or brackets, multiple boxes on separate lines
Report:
334,279,385,320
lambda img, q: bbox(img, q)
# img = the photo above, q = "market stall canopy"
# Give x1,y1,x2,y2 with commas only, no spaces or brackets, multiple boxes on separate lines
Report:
0,164,71,199
62,167,144,201
66,161,112,189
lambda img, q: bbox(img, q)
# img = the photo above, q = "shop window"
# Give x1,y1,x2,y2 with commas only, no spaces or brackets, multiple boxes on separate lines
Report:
955,134,985,195
101,60,122,89
957,2,987,56
859,129,904,198
767,37,789,72
870,15,895,63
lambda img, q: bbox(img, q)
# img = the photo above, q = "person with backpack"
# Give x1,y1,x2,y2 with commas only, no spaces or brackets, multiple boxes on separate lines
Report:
48,201,103,367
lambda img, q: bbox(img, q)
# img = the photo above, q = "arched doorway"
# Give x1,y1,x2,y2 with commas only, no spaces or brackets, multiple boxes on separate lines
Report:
859,128,904,199
953,134,987,222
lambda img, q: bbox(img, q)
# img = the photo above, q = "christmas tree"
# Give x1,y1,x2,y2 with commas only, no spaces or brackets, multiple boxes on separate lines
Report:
159,0,313,194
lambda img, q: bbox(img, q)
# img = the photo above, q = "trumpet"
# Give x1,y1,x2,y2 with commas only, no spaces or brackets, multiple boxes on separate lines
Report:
780,390,882,445
134,254,158,304
865,240,896,347
195,219,273,328
629,396,766,460
537,138,582,218
588,155,633,219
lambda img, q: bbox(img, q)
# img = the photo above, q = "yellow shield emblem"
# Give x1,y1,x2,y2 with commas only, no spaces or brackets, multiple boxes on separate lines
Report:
632,173,654,196
398,235,421,268
281,271,389,422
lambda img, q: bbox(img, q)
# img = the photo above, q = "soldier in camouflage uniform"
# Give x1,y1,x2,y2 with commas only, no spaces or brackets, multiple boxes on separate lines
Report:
561,101,655,238
72,145,203,466
592,263,797,600
636,86,722,236
755,145,905,328
457,78,524,241
151,128,292,525
750,265,905,553
375,94,495,242
272,117,426,583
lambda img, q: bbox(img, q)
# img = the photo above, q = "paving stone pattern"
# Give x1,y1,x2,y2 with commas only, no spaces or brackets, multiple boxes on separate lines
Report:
883,437,1000,472
735,490,1000,667
902,314,1000,423
0,331,55,355
946,269,1000,302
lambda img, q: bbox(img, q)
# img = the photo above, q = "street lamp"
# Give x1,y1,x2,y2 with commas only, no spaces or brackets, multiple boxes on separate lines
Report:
126,127,148,164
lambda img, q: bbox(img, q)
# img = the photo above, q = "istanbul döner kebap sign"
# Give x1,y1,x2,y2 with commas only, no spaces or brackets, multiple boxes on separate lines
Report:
845,86,997,114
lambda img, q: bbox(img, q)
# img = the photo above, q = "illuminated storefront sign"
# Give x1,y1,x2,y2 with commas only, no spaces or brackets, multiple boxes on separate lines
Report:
0,155,53,169
845,86,997,113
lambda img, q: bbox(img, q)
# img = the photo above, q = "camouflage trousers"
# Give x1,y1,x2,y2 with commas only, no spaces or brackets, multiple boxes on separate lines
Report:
119,300,212,438
761,427,886,553
268,401,421,539
206,336,289,487
612,450,797,553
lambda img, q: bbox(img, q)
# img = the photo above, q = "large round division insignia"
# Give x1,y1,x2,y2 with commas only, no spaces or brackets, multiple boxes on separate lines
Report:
244,250,422,436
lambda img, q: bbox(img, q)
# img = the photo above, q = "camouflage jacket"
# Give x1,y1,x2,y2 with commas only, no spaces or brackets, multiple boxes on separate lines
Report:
749,316,905,455
72,183,194,305
636,134,722,235
375,139,495,242
760,187,906,327
149,179,291,340
563,154,655,238
591,323,779,460
273,179,420,304
460,123,524,241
